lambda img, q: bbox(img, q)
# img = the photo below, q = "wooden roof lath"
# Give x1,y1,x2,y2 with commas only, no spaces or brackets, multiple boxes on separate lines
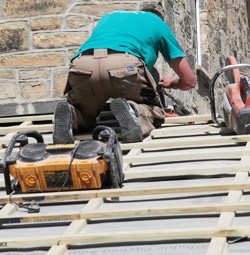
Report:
0,113,250,255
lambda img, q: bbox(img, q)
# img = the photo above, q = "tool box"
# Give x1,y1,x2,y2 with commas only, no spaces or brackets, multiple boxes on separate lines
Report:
0,125,124,194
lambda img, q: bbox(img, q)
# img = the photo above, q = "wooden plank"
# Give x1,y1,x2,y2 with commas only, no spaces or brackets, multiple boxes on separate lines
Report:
122,147,143,172
1,225,250,249
46,198,103,254
1,180,250,204
46,245,67,255
0,114,53,124
123,146,250,165
77,201,250,219
122,136,151,172
121,134,250,151
151,123,230,137
0,177,5,187
206,238,227,255
46,220,87,255
164,114,212,124
0,132,53,146
206,142,250,255
0,124,53,134
1,112,250,254
0,120,33,143
3,200,250,224
0,235,58,249
62,220,87,236
79,197,103,214
0,203,16,216
60,226,250,246
124,162,250,179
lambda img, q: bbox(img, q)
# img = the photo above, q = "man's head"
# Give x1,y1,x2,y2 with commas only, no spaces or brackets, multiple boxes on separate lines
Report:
140,1,165,20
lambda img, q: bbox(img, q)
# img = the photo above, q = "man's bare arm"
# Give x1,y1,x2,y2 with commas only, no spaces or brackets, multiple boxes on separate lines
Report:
158,57,196,91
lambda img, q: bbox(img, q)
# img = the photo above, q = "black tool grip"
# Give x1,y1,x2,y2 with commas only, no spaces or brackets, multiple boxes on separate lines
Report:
240,77,250,95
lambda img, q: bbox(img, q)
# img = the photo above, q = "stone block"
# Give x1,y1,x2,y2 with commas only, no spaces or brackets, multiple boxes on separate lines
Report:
65,15,91,29
32,32,87,49
201,54,209,71
33,99,62,114
31,17,61,31
0,22,29,53
200,24,210,43
0,102,21,117
182,15,192,41
200,11,208,22
53,69,68,97
0,69,15,79
21,81,49,99
19,69,50,80
70,3,137,17
196,65,211,97
0,99,62,117
0,52,65,68
0,81,16,99
4,0,71,18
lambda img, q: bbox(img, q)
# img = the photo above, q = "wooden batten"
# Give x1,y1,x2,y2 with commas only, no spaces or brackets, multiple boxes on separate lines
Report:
0,113,250,254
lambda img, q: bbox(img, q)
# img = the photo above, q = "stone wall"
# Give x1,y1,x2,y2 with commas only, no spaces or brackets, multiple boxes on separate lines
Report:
197,0,250,115
0,0,249,117
160,0,197,113
0,0,139,116
165,0,250,115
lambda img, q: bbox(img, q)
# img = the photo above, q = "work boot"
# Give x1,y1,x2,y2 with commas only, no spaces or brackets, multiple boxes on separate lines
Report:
53,101,74,144
110,98,143,143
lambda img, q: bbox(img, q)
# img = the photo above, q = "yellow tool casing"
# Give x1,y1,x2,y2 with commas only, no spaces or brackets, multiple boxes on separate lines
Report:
8,143,108,193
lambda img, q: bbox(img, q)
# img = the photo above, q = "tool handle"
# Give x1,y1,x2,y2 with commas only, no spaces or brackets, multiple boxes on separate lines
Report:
210,63,250,126
92,125,117,162
240,77,250,95
1,130,44,194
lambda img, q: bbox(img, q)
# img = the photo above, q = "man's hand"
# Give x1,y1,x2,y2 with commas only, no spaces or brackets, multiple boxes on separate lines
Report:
158,77,173,88
158,58,196,91
158,76,188,90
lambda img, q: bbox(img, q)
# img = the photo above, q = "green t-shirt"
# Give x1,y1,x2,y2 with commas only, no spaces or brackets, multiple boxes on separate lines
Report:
72,11,184,70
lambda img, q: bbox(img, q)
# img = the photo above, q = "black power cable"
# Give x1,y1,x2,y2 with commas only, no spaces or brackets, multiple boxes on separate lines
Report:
9,190,40,213
58,140,80,192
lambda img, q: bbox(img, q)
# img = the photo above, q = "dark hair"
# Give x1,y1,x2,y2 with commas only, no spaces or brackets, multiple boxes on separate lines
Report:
140,1,165,20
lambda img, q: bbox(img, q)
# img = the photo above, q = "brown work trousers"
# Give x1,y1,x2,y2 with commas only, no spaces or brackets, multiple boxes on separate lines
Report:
64,49,165,135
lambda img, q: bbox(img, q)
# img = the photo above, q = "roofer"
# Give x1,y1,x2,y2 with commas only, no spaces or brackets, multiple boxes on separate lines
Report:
53,1,196,144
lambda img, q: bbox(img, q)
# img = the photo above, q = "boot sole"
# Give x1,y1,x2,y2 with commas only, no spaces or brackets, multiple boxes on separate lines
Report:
53,102,74,144
110,99,143,143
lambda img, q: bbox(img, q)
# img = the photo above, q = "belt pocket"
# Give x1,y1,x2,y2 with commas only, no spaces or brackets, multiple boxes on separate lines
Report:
66,67,93,105
108,66,141,100
109,66,138,78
